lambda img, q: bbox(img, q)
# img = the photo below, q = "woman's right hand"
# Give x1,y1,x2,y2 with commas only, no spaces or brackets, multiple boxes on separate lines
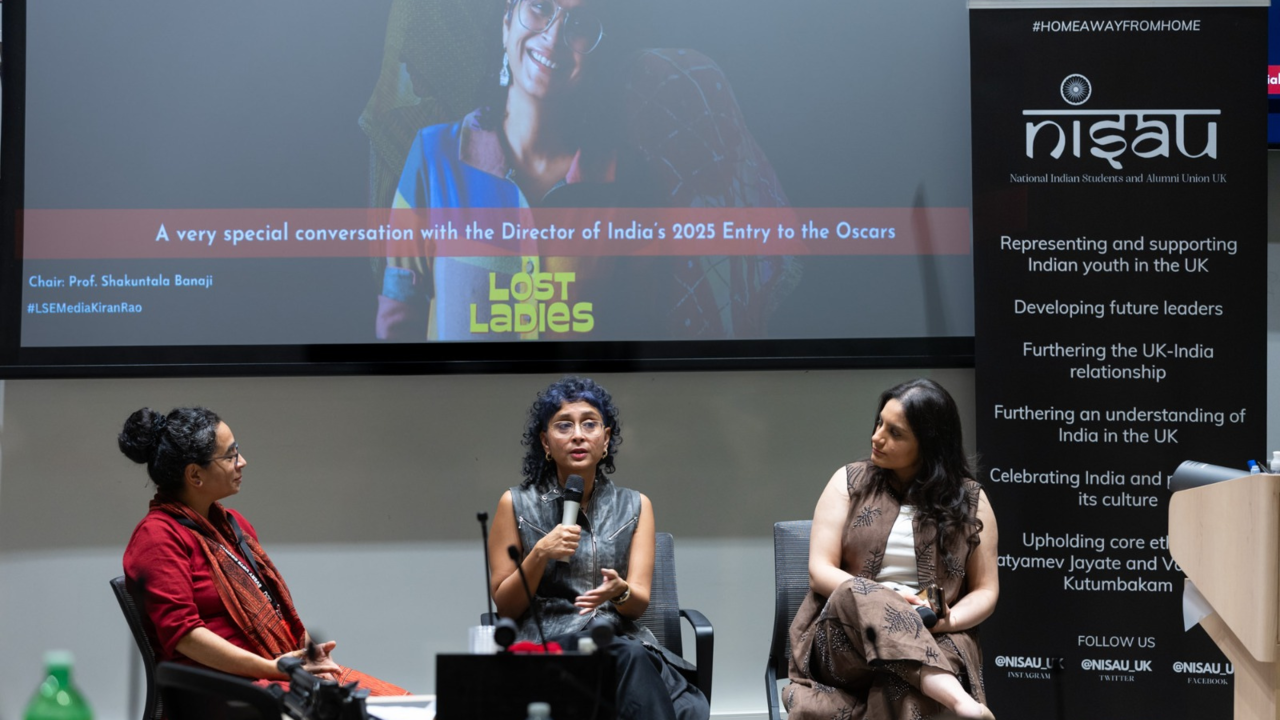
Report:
534,523,581,562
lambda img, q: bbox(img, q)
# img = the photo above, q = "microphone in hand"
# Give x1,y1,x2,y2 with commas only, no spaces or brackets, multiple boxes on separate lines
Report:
558,475,585,564
916,605,938,629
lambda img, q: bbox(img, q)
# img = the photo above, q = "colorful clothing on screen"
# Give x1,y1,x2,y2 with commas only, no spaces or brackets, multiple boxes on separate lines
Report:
378,107,616,341
785,462,986,720
123,497,407,696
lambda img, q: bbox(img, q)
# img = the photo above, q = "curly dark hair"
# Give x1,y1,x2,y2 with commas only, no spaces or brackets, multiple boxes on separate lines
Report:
118,407,222,496
520,377,621,488
866,379,983,548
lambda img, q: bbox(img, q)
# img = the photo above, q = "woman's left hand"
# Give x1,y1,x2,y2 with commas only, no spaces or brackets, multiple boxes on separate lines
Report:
574,568,629,615
280,640,341,679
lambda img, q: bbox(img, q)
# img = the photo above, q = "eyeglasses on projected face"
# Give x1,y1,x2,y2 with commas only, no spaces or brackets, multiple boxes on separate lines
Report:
513,0,605,55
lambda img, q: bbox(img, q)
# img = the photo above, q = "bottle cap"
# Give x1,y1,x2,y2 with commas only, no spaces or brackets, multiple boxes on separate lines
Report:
43,650,74,669
527,701,552,718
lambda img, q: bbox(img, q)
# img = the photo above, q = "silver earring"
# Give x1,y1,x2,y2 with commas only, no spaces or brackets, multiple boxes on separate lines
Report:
499,52,511,87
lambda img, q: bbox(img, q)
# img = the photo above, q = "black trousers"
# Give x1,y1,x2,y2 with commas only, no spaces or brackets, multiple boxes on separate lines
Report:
552,633,709,720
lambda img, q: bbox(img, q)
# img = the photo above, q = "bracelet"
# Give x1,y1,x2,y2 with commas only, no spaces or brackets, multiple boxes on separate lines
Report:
613,585,632,605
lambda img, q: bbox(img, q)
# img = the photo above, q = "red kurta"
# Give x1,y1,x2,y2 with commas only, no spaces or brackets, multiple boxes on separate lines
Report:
123,507,262,662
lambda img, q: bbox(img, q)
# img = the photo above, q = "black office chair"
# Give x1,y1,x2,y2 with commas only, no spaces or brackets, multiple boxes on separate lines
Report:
765,520,812,720
156,662,281,720
643,532,713,701
110,576,162,720
484,532,714,700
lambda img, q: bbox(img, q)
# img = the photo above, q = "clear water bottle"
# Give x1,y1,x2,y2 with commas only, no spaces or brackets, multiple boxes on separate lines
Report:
526,701,553,720
24,651,92,720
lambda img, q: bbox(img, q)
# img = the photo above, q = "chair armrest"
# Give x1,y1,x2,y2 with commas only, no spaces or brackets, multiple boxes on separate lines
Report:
679,608,714,701
764,664,781,720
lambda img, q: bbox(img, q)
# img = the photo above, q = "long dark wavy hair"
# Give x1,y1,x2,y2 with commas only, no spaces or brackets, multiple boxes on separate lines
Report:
867,379,982,547
520,377,622,489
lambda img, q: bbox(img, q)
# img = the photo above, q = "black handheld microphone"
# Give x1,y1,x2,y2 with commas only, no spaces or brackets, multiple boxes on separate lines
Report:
588,617,615,648
508,544,550,650
916,605,938,629
559,475,585,564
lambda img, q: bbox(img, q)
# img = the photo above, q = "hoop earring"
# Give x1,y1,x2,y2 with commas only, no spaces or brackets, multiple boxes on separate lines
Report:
499,52,511,87
602,448,608,458
545,451,552,462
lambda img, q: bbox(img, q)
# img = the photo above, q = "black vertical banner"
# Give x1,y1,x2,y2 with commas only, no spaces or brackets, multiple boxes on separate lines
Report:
970,4,1265,719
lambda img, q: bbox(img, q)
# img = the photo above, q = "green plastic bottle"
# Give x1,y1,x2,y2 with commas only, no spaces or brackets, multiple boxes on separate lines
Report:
24,651,92,720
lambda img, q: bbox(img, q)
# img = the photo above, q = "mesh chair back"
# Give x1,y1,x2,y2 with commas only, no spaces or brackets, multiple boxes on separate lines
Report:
769,521,812,679
110,576,162,720
636,532,683,655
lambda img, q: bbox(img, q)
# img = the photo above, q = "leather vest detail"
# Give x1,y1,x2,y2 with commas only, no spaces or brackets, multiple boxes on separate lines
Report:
509,479,648,643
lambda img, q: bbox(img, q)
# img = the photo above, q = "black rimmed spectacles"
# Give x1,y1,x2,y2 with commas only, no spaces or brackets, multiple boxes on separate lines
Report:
210,443,241,466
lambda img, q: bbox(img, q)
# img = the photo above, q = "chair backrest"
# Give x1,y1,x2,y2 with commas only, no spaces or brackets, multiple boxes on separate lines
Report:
156,662,281,720
637,531,682,655
110,575,162,720
768,521,812,680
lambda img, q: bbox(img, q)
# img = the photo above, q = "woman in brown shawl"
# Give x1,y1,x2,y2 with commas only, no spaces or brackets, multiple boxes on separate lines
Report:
786,379,999,720
119,407,407,694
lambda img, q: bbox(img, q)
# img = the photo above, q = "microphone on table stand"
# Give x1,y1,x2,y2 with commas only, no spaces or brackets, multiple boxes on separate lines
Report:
476,512,518,648
477,512,497,618
509,544,550,651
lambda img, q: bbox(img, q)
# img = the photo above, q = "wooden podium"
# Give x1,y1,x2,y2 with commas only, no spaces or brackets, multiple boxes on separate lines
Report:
1169,473,1280,720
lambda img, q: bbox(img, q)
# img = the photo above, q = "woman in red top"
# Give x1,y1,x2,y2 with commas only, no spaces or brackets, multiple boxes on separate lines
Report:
119,406,405,693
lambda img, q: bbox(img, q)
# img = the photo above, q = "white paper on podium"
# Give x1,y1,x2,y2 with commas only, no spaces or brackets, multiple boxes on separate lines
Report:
366,695,436,720
1182,579,1214,631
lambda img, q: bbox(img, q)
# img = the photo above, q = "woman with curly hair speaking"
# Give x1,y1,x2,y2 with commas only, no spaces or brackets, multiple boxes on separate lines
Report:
487,377,709,720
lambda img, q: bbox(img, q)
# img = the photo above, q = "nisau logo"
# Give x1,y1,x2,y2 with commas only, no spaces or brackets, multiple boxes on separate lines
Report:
1024,74,1218,169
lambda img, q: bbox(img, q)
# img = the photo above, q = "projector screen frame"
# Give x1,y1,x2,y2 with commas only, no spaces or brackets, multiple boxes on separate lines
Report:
0,0,976,379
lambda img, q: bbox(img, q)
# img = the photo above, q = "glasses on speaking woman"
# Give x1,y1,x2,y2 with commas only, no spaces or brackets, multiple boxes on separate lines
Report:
514,0,605,55
548,419,605,437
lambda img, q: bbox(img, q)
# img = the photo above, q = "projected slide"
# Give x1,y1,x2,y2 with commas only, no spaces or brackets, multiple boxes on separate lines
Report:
17,0,974,348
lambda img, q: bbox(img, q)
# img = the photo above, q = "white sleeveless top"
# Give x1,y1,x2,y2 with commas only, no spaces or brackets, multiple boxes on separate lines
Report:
875,504,919,593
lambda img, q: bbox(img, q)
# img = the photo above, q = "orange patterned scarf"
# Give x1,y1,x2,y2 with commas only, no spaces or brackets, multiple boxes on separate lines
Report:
152,496,305,657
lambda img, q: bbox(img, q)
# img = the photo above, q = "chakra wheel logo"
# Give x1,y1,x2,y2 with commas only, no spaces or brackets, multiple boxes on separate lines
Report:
1060,74,1092,105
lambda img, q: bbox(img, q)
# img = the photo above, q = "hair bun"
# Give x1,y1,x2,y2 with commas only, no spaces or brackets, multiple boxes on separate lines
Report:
118,408,164,464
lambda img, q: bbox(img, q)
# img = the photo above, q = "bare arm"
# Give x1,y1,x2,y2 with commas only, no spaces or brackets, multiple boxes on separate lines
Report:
174,629,340,680
489,490,583,619
575,493,654,619
809,467,856,598
931,489,999,634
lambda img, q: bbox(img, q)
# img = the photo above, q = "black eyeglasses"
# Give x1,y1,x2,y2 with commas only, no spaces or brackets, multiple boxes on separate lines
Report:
210,443,241,466
515,0,605,55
